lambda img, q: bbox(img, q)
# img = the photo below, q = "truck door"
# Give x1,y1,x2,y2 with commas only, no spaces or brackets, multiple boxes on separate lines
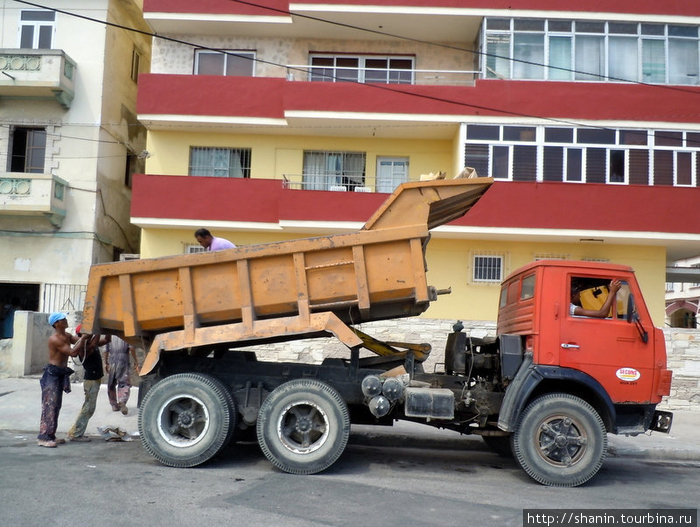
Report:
558,276,655,403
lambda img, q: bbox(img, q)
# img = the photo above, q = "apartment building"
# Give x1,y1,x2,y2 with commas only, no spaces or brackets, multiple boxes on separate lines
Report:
0,0,151,330
134,0,700,324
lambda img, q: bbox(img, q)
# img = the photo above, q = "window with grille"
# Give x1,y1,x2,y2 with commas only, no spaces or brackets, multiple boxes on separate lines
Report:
186,244,206,254
302,151,366,190
194,50,255,76
19,10,55,49
473,255,503,282
309,55,414,84
189,147,251,178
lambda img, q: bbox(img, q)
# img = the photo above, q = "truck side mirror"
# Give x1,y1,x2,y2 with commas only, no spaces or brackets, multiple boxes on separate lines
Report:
626,294,649,344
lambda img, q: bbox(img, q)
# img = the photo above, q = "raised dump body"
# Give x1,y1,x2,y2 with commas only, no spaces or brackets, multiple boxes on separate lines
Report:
82,177,492,372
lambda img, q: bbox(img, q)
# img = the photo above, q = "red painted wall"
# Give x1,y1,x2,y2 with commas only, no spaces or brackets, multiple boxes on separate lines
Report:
137,75,700,125
131,175,700,235
143,0,700,17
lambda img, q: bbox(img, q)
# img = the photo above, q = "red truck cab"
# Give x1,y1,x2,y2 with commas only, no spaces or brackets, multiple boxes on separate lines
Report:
495,260,673,486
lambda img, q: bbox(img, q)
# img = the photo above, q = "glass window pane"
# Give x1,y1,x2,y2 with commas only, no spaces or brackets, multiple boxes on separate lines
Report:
576,21,605,33
669,25,698,38
21,10,55,21
493,146,509,179
566,149,582,182
514,19,544,31
336,57,358,82
669,39,699,85
642,39,665,83
641,24,664,36
609,37,638,82
687,133,700,148
486,18,510,30
549,36,572,80
575,35,605,80
513,33,544,79
655,131,682,146
503,126,536,141
609,150,625,183
486,34,511,79
365,58,388,83
545,127,573,143
548,20,571,32
608,23,637,35
197,52,225,75
20,26,33,48
467,125,500,140
578,128,615,144
620,130,648,145
38,25,52,48
226,53,254,76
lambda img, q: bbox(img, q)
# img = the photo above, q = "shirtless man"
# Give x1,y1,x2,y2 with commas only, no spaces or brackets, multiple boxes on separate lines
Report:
37,313,88,448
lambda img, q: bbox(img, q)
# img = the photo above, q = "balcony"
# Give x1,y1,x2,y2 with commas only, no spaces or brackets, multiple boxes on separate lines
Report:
0,49,76,108
0,172,68,227
285,65,478,86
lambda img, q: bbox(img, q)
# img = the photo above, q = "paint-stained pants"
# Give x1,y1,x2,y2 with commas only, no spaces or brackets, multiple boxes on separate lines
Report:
37,365,72,441
68,379,101,438
107,359,131,408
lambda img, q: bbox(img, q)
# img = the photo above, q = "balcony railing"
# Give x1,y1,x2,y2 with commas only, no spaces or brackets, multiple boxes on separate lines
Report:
0,49,76,108
285,65,479,86
283,174,408,193
0,172,68,226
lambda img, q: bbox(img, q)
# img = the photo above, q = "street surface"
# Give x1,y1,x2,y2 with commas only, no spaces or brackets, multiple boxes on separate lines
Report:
1,427,697,527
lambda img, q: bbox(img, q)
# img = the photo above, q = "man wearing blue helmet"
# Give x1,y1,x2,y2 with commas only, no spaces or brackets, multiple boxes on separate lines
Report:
37,313,88,448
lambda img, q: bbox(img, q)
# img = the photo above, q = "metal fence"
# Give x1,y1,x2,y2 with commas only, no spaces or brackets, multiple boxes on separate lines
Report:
42,283,86,313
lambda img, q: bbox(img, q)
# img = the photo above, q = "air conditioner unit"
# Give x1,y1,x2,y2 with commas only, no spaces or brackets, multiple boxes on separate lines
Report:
354,186,372,193
329,185,347,192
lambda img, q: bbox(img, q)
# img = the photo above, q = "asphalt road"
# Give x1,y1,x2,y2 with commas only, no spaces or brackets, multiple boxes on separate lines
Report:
1,428,698,527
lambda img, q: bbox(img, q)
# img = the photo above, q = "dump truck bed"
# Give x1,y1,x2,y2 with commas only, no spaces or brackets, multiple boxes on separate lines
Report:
82,177,491,368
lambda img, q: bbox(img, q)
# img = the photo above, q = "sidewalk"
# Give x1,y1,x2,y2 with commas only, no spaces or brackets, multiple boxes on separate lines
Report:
1,376,698,462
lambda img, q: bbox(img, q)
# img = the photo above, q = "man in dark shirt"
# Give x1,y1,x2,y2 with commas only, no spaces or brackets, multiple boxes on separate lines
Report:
67,325,110,442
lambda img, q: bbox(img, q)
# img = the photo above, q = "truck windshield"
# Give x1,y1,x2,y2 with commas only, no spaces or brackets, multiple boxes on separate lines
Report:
570,277,631,319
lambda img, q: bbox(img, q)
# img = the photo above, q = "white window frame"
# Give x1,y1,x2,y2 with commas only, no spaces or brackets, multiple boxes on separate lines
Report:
472,254,504,283
19,9,55,49
188,147,252,178
308,54,415,84
194,49,256,77
185,244,205,254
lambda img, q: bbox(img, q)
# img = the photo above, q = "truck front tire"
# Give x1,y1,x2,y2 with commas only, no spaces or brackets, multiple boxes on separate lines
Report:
257,379,350,475
512,393,607,487
138,373,236,468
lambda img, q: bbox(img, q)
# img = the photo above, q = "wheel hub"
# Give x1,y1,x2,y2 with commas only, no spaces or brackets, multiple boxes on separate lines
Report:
178,411,195,429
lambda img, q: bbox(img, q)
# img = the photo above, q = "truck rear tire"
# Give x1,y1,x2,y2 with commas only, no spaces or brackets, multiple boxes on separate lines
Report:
512,393,606,487
256,379,350,475
138,373,236,468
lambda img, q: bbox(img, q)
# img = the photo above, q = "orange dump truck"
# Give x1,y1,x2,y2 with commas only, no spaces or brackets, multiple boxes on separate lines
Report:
82,176,672,487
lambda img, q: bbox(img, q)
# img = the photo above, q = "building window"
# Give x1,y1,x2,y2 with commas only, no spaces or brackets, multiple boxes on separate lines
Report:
19,10,55,49
309,55,414,84
482,18,700,86
188,147,251,178
9,127,46,173
130,48,141,83
464,124,698,186
185,244,205,254
302,151,366,191
473,255,503,282
194,50,255,76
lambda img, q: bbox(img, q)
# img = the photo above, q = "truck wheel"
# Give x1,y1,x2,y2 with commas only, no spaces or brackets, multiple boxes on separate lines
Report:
512,393,606,487
138,373,236,468
257,379,350,475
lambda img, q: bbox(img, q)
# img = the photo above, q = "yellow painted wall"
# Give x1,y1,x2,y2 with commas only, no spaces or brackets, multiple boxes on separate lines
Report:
139,227,667,326
424,238,667,325
144,130,454,184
